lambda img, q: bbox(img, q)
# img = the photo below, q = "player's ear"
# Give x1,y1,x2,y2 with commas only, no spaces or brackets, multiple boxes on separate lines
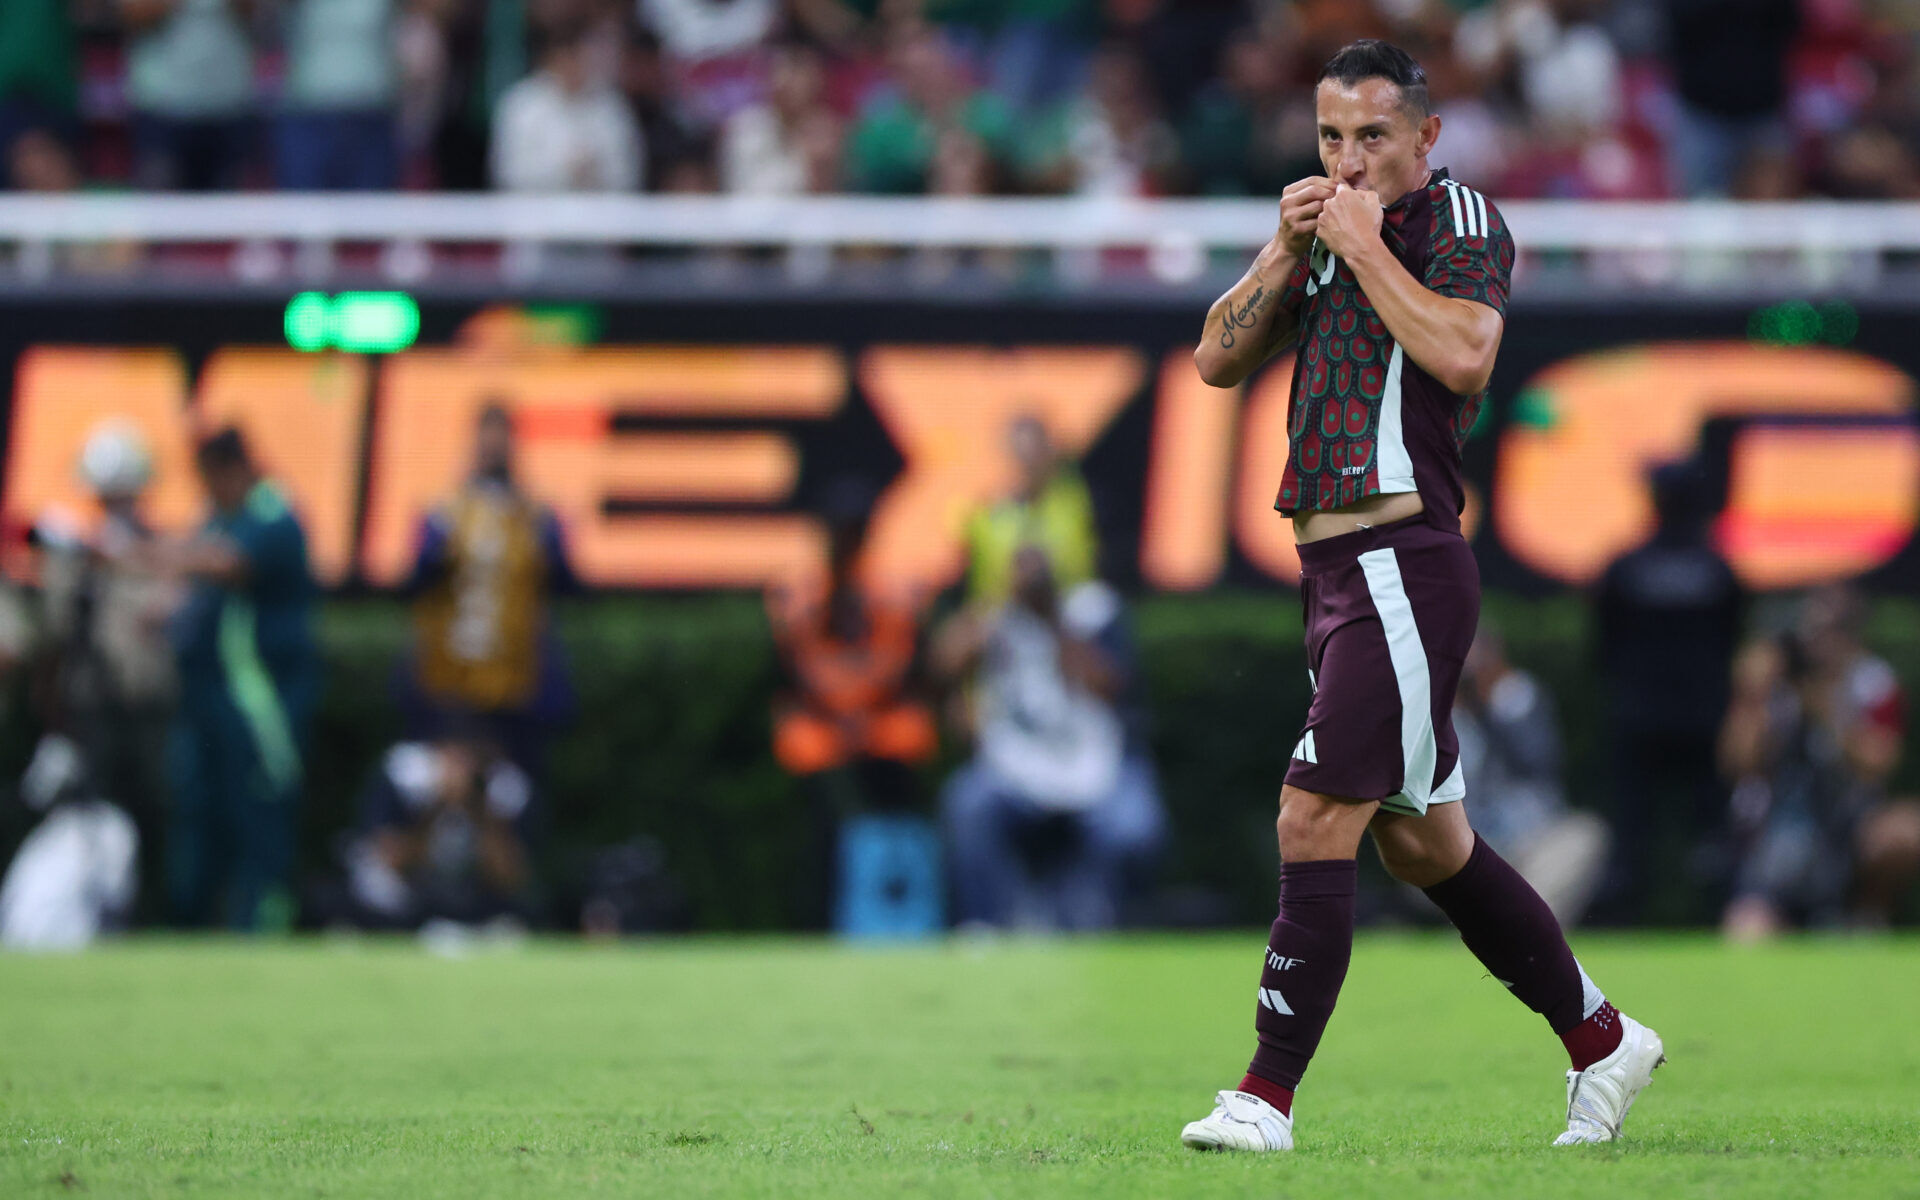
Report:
1417,112,1442,158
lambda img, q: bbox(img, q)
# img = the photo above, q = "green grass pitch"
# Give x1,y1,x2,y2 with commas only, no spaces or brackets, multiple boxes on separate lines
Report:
3,934,1917,1198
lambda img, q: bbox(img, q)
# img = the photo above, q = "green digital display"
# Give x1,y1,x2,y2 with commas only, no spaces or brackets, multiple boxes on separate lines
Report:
284,292,421,354
1748,299,1858,348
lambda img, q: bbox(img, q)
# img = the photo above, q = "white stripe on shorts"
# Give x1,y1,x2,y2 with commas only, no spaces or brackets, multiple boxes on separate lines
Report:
1357,547,1438,812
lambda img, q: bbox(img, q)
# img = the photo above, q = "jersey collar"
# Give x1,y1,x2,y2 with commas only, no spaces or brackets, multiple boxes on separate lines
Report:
1387,167,1447,213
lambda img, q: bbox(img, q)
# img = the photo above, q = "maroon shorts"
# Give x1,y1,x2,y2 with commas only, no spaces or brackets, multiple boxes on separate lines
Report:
1283,514,1479,815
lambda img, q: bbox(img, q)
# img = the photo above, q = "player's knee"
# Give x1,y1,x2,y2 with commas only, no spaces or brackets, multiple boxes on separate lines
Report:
1275,787,1367,861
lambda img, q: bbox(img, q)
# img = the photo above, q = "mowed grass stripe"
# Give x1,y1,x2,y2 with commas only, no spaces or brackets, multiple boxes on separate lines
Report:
1,935,1915,1198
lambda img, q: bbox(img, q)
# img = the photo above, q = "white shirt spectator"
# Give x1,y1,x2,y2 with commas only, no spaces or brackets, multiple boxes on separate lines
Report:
283,0,399,112
124,0,255,119
974,583,1126,813
491,70,643,192
719,105,808,194
637,0,777,62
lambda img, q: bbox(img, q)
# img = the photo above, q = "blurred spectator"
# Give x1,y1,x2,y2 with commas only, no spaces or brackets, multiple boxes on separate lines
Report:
395,0,455,185
638,0,778,60
492,21,644,190
1820,124,1920,200
935,545,1165,930
768,482,936,787
1107,0,1245,120
330,733,532,930
1592,460,1743,922
845,24,1013,193
1456,0,1622,135
639,0,778,127
275,0,402,189
963,415,1098,608
941,0,1101,113
0,0,77,170
622,26,713,189
1020,40,1177,195
8,127,83,194
163,428,319,931
719,41,840,193
1457,0,1638,197
123,0,258,191
7,126,143,273
1453,626,1610,927
1181,32,1319,196
1719,586,1920,937
766,479,939,927
405,403,577,775
1664,0,1799,196
35,423,180,923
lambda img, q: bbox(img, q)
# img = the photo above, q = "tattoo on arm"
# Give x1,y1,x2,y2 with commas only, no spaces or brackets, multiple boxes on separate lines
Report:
1219,285,1275,349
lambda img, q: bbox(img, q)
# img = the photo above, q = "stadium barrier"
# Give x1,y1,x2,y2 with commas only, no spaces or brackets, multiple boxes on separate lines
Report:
1,194,1918,290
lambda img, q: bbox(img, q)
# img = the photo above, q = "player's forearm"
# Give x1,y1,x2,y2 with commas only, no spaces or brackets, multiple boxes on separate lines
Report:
1194,242,1300,389
1345,241,1502,396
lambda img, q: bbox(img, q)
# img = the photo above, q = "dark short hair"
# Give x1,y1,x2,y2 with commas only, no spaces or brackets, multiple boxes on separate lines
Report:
1317,39,1430,118
195,426,251,473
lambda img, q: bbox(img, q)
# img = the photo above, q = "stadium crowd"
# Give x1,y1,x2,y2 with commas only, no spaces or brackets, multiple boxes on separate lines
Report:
2,1,1920,201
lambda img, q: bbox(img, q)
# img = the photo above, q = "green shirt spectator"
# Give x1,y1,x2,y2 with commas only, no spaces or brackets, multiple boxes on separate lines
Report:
0,0,77,118
847,90,1013,193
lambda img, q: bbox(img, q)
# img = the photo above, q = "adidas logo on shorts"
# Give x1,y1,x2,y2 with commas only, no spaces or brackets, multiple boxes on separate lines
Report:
1290,730,1318,764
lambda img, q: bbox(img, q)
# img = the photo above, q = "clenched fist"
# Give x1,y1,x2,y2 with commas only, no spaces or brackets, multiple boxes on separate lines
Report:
1277,176,1335,257
1316,183,1383,260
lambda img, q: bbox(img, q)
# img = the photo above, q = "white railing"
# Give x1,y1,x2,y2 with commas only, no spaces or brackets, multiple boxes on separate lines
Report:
0,193,1917,253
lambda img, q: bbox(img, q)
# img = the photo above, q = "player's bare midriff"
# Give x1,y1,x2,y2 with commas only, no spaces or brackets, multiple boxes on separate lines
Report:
1292,489,1424,543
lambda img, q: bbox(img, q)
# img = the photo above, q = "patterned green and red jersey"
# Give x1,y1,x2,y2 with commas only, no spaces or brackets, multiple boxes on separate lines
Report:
1272,168,1515,532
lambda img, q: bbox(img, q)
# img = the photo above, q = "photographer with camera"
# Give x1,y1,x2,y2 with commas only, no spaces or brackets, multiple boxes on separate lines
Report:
19,422,179,930
1719,585,1920,937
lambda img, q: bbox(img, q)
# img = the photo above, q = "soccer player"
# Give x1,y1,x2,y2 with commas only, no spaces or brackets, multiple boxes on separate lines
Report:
1178,40,1665,1152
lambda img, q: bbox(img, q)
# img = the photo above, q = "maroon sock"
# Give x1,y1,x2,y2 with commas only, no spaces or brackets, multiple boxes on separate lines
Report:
1237,1072,1295,1116
1562,1000,1624,1071
1244,859,1357,1095
1423,834,1621,1066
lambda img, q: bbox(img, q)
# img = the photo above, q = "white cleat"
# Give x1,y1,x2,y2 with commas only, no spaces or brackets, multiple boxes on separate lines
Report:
1180,1090,1294,1152
1554,1014,1666,1145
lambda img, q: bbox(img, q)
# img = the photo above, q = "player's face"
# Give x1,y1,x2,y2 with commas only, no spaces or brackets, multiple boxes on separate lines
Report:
1314,78,1441,207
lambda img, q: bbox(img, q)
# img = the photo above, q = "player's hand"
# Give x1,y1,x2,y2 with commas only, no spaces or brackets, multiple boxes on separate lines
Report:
1316,183,1383,259
1277,177,1335,257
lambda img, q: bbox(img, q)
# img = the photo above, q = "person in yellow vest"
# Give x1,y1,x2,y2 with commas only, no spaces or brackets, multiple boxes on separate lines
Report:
964,415,1100,608
406,403,577,774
